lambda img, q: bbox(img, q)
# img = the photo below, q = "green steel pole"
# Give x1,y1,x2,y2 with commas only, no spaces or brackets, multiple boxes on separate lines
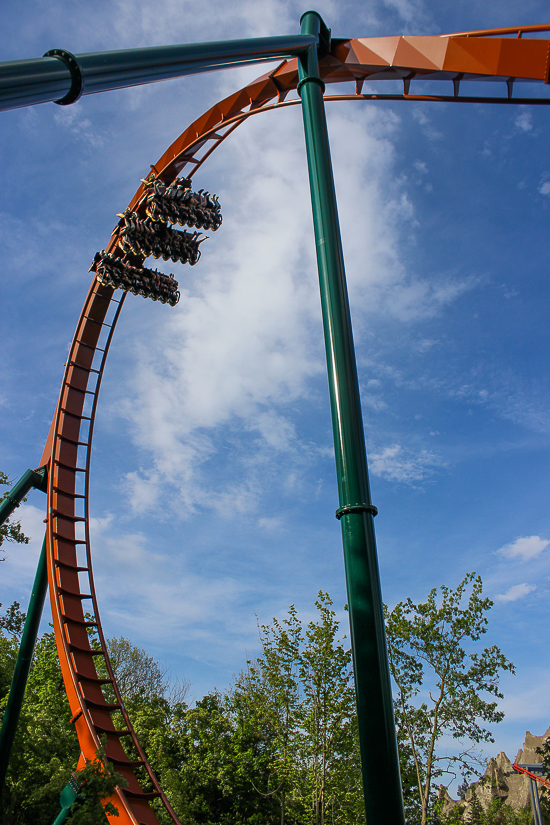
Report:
298,11,405,824
0,34,316,112
52,807,71,825
0,467,47,527
0,532,49,791
53,775,80,824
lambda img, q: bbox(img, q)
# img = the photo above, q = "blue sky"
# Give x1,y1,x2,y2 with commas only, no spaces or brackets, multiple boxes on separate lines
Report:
2,0,550,789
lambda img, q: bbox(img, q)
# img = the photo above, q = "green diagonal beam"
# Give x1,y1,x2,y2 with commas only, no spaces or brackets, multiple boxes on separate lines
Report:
0,533,49,791
0,468,47,526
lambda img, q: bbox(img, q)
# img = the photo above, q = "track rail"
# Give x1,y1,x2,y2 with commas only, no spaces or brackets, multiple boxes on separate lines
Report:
43,280,179,824
40,27,550,823
513,764,550,789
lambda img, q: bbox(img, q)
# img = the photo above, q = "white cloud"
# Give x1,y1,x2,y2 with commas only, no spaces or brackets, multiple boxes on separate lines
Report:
381,0,432,29
538,177,550,196
412,108,443,140
258,516,283,531
416,338,439,353
53,105,106,148
497,670,550,722
497,535,549,562
445,368,550,436
413,160,428,174
110,100,476,512
514,110,533,133
369,443,443,483
1,504,46,596
495,583,536,603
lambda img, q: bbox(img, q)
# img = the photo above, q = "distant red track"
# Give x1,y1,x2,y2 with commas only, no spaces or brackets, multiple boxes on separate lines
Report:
513,764,550,789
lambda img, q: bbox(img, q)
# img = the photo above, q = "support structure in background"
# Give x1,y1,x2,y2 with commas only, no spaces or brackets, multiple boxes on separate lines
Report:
513,764,550,825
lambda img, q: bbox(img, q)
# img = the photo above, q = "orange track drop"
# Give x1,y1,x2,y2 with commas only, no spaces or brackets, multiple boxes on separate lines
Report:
40,26,550,823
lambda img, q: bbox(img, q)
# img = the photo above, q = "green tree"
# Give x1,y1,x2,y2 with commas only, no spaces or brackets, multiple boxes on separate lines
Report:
537,737,550,781
107,635,167,701
484,797,532,824
469,787,485,824
232,593,363,825
385,573,515,825
89,628,191,823
296,594,360,825
235,603,303,824
0,608,184,823
167,690,280,825
1,621,78,823
66,739,127,824
439,795,534,825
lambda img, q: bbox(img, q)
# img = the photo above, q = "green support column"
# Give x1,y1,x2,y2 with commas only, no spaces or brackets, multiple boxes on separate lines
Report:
298,11,405,824
0,532,49,791
0,467,47,527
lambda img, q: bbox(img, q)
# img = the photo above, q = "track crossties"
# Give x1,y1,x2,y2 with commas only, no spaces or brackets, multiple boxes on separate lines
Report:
46,177,223,824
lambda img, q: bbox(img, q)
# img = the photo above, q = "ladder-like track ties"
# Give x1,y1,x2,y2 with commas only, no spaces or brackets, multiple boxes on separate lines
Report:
61,615,96,625
57,590,93,599
75,674,112,686
46,258,183,823
66,642,104,653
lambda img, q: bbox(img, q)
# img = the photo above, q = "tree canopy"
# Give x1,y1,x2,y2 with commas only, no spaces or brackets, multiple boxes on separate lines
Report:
0,576,521,824
385,572,515,825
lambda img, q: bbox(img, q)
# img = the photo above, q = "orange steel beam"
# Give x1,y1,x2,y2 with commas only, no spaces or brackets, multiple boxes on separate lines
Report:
118,27,549,215
39,25,550,824
440,24,550,38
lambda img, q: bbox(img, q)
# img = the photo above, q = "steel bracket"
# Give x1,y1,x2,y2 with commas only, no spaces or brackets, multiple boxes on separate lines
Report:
335,503,378,519
43,49,83,105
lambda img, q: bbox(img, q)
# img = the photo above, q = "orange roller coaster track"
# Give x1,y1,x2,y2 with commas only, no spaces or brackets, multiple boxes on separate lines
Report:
19,24,550,825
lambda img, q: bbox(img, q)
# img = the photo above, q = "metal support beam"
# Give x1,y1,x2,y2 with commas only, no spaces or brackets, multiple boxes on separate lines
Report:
53,774,80,824
528,777,543,825
0,467,47,526
0,533,49,791
297,11,405,824
0,34,316,112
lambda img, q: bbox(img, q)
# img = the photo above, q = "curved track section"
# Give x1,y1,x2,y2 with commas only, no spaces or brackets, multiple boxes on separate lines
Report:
44,279,179,824
41,27,550,823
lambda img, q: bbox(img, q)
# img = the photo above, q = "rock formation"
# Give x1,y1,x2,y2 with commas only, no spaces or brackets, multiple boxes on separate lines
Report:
438,727,550,819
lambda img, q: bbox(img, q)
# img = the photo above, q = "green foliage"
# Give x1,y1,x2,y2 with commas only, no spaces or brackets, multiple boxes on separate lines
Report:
67,739,127,824
107,635,167,702
0,602,24,707
230,592,364,825
541,793,550,825
484,797,533,824
439,795,534,825
0,611,141,823
0,579,516,825
469,787,485,825
0,603,26,640
537,737,550,780
0,616,78,823
385,572,515,825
